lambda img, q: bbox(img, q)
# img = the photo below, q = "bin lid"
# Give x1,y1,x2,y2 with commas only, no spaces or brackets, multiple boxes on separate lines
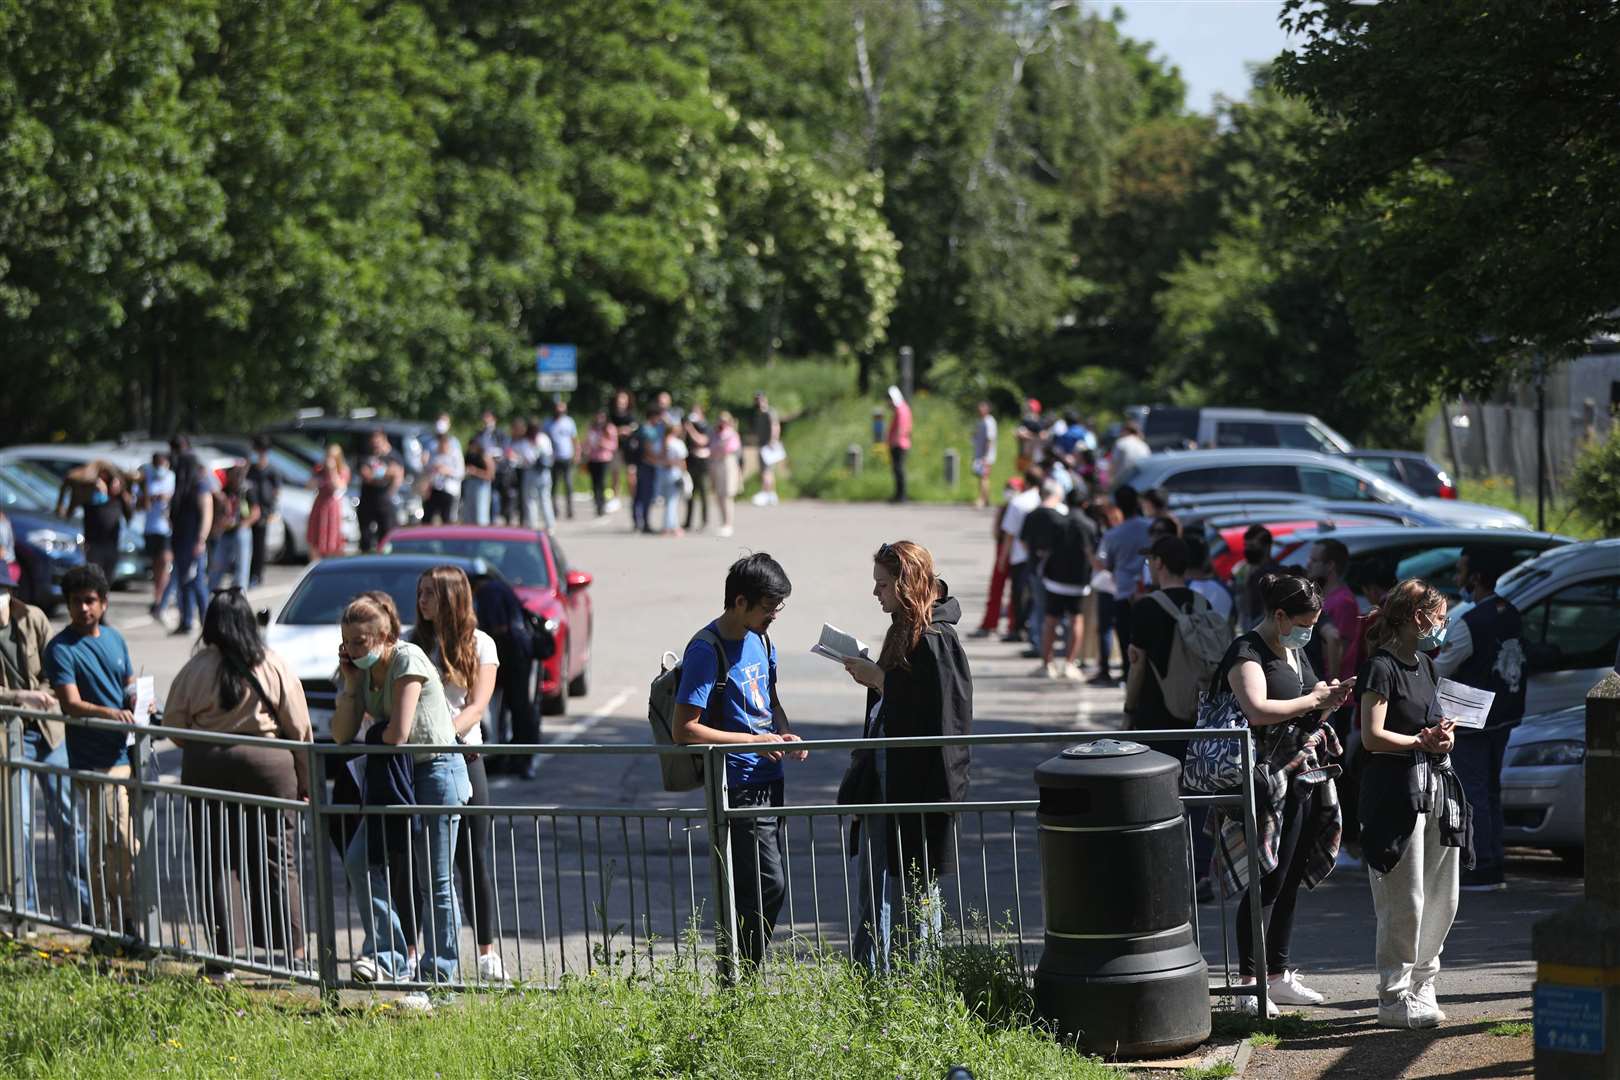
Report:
1060,739,1149,759
1034,739,1181,791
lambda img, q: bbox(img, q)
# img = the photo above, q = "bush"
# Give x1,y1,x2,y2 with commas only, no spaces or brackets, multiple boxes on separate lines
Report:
1567,425,1620,537
712,357,859,422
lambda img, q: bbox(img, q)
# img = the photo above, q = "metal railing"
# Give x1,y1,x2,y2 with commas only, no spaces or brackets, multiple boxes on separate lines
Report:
0,708,1271,1015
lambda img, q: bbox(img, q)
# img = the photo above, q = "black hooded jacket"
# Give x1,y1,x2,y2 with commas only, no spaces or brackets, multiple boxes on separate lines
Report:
861,586,973,875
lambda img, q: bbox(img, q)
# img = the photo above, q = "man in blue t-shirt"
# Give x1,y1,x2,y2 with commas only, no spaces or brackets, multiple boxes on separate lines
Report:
673,552,804,965
45,564,147,937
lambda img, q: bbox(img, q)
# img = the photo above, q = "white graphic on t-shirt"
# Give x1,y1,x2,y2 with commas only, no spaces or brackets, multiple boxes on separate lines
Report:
738,661,768,716
1494,638,1525,695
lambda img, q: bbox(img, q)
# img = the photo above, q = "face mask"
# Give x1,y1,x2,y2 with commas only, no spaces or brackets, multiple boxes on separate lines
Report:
1279,622,1313,649
435,419,450,435
90,491,109,505
351,647,383,671
1417,623,1447,651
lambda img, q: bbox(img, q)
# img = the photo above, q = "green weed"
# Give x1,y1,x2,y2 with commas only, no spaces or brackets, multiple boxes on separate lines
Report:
1486,1018,1532,1038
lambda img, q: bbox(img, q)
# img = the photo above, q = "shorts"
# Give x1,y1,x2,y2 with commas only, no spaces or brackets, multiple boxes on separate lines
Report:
143,534,171,561
1043,590,1084,617
972,457,993,478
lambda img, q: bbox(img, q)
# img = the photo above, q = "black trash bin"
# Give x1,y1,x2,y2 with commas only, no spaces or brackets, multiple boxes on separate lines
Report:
1033,739,1210,1059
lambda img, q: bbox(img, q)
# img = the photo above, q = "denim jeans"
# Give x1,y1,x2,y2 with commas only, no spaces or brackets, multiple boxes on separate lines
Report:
18,727,91,916
521,468,554,531
853,810,942,973
163,541,209,629
1025,560,1048,647
208,527,251,591
728,780,786,966
631,463,657,532
1453,726,1512,886
658,469,682,532
460,477,492,525
343,753,470,982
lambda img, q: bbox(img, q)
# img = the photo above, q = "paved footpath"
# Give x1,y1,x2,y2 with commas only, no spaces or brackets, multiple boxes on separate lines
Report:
92,497,1560,1076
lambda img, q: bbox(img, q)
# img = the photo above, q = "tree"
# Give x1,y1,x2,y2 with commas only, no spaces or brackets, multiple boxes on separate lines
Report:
1277,0,1620,406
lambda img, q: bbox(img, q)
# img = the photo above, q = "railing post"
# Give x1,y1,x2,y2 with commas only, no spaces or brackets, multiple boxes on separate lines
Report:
129,733,161,962
1239,731,1268,1019
307,749,340,1005
702,745,739,986
4,714,26,930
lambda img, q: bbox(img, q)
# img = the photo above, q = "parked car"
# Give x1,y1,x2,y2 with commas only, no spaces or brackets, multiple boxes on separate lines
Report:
1116,449,1530,529
1274,526,1573,608
1344,450,1457,499
266,553,553,738
383,525,593,715
190,434,353,561
1141,407,1354,455
264,412,431,527
1503,704,1585,869
0,468,84,614
1197,514,1390,581
1447,539,1620,718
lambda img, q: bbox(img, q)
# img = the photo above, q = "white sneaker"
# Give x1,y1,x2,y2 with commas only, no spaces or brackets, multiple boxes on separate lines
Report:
1233,984,1280,1018
1378,993,1440,1029
397,991,433,1013
1269,969,1325,1006
751,492,770,507
717,525,734,538
1062,662,1085,682
477,952,506,983
351,956,379,985
767,492,779,505
1034,661,1060,679
1412,981,1447,1022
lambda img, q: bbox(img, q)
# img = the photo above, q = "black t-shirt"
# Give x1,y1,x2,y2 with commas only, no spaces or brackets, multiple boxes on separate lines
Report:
1213,630,1318,712
246,463,281,514
1043,514,1096,588
1357,649,1439,739
359,451,404,505
82,498,125,545
1020,506,1067,561
1130,586,1198,729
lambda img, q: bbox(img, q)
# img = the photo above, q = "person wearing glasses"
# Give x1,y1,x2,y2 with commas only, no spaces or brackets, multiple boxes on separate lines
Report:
671,553,805,967
838,541,972,971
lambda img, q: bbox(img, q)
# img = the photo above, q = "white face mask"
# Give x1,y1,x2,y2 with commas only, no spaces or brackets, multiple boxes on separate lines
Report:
435,418,450,435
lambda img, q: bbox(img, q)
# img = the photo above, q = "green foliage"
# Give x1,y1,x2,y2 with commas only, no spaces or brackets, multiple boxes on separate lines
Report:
1486,1018,1533,1039
1567,428,1620,538
712,356,860,421
1177,1064,1235,1080
0,943,1121,1079
1457,475,1605,542
1277,0,1620,403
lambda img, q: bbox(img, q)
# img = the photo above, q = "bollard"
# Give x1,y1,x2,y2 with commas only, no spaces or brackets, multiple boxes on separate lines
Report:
846,443,864,476
943,448,960,488
1533,671,1620,1074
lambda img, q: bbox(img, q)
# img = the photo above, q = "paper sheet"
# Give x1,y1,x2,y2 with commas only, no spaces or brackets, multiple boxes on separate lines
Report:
128,676,155,745
1437,677,1494,730
811,623,870,664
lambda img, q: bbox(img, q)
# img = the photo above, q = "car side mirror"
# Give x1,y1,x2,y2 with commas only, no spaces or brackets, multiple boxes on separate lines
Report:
566,570,593,591
256,608,271,627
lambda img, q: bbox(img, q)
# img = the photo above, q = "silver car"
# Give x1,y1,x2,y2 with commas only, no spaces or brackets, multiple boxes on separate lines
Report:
1503,705,1585,867
1449,539,1620,717
1115,448,1531,529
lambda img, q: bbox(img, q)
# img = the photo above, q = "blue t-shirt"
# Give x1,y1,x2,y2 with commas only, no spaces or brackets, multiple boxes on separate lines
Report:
675,622,782,788
1101,515,1154,598
45,623,133,769
546,416,578,460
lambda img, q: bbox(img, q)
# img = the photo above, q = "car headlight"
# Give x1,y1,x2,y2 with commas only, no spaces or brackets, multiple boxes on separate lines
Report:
543,618,560,634
1510,741,1585,767
25,529,80,556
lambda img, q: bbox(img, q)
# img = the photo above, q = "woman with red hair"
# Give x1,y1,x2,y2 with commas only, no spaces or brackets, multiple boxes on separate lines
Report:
839,540,973,971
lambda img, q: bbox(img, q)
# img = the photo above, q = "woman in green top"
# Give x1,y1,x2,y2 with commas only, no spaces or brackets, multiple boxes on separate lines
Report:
333,590,470,985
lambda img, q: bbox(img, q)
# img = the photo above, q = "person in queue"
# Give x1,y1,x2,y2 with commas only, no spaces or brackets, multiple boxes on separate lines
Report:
1358,579,1470,1029
164,588,313,980
1209,570,1353,1016
839,541,972,971
331,592,470,987
306,444,349,560
408,566,504,982
711,411,742,538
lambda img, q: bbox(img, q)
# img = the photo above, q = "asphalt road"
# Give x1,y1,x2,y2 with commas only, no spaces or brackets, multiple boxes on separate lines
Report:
44,498,1573,1021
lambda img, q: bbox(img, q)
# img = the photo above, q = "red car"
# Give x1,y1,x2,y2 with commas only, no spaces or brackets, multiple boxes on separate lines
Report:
384,525,593,715
1208,518,1386,581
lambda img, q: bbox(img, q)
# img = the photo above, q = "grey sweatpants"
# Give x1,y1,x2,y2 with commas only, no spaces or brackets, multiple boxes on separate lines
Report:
1368,809,1459,1005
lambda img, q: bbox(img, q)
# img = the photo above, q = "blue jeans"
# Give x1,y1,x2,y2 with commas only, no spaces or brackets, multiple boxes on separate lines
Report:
460,477,492,525
658,469,682,532
208,527,251,591
521,468,553,530
18,727,90,916
853,811,942,973
343,753,470,982
631,463,657,531
163,540,209,629
1453,726,1512,885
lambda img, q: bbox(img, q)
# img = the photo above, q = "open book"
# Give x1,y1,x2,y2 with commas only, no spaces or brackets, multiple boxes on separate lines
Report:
811,623,871,664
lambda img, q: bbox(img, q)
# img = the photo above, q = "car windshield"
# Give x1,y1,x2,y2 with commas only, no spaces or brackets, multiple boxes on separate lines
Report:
0,468,51,513
263,446,314,486
278,565,426,626
3,461,62,504
387,536,550,588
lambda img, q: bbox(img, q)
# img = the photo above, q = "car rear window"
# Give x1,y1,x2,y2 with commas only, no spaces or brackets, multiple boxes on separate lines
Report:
1164,464,1299,494
387,537,550,588
1213,421,1280,448
279,567,422,625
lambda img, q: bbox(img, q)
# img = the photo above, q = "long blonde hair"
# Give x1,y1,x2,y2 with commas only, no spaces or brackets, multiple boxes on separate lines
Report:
1364,578,1446,653
875,540,938,671
412,566,480,689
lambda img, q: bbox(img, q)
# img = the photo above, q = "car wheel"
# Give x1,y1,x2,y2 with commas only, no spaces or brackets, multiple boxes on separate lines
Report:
568,652,589,697
1553,846,1585,873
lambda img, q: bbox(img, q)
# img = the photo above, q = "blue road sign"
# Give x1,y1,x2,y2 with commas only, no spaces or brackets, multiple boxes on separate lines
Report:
536,344,578,392
1535,983,1605,1056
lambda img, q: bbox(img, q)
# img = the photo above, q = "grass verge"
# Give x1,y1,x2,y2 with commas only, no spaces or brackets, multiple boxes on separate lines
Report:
1457,475,1605,540
0,940,1122,1080
1485,1018,1532,1038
